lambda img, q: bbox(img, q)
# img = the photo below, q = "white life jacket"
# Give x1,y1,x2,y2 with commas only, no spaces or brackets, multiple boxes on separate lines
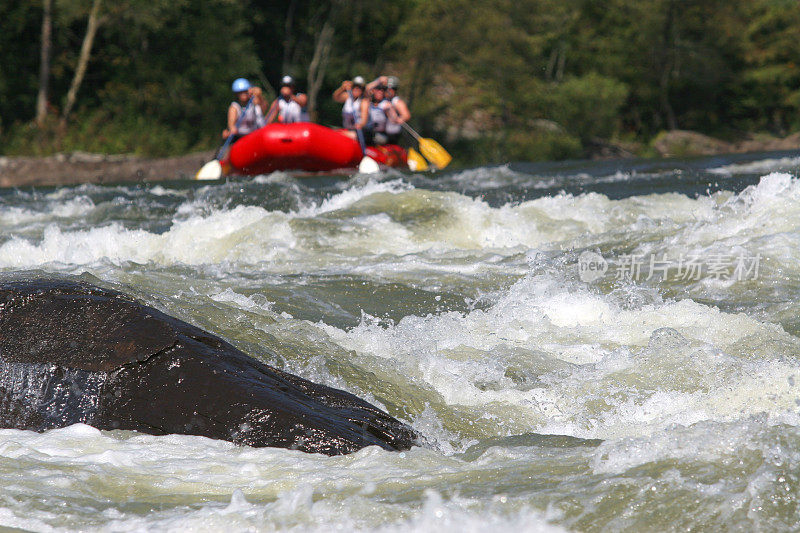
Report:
231,101,266,135
367,99,388,132
342,96,361,128
385,95,402,135
278,95,309,123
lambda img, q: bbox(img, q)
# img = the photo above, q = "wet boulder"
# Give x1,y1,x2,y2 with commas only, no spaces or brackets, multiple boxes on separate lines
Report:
0,279,418,455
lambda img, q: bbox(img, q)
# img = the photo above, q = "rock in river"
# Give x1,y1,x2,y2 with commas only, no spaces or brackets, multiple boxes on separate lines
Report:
0,279,418,455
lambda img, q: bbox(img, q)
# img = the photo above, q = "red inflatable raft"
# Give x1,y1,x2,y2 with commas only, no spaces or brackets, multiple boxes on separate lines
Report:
223,123,407,175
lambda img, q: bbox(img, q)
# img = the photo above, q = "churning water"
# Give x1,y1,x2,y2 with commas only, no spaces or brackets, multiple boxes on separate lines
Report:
3,150,800,531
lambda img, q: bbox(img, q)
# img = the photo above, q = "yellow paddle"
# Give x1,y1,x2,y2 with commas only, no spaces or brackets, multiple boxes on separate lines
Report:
400,122,452,169
406,148,429,171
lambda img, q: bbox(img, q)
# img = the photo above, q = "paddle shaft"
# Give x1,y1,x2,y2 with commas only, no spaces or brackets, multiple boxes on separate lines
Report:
400,121,422,141
385,104,427,171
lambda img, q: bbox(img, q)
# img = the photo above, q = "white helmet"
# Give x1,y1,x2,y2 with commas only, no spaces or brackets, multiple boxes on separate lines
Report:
281,75,294,86
352,76,365,86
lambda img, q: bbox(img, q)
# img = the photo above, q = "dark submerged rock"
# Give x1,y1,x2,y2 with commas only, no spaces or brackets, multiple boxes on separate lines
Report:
0,279,418,455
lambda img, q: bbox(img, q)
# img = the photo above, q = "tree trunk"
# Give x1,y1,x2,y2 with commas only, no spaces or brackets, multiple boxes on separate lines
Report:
282,0,298,75
659,0,678,131
61,0,103,125
35,0,53,127
306,19,335,121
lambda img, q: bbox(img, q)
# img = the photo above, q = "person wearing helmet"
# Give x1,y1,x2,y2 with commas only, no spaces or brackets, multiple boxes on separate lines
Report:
366,75,388,92
224,77,267,142
266,75,310,124
333,76,366,136
356,82,393,145
384,76,411,145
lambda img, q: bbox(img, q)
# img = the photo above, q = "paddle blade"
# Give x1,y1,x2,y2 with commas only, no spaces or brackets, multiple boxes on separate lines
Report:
196,159,223,180
406,148,429,171
419,138,452,169
358,156,380,174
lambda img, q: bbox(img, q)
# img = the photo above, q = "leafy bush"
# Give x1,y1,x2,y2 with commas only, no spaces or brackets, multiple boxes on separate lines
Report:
2,110,209,157
448,128,582,164
542,73,629,141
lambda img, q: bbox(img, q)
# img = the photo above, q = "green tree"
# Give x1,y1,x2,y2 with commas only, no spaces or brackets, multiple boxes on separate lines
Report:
396,0,625,160
735,0,800,133
5,0,800,162
0,2,44,132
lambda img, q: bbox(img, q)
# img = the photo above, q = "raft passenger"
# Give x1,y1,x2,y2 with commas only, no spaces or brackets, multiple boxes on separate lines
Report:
384,76,411,145
333,76,365,139
267,75,310,124
357,83,395,145
223,78,268,142
366,75,389,93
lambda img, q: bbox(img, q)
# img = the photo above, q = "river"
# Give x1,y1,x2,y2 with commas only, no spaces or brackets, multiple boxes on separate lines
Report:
2,150,800,531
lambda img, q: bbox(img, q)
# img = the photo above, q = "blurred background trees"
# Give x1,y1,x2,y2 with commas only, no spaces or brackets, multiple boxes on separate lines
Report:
1,0,799,162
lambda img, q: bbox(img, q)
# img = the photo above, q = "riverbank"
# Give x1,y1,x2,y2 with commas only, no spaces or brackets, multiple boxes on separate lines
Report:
651,130,800,158
1,130,799,188
0,151,214,188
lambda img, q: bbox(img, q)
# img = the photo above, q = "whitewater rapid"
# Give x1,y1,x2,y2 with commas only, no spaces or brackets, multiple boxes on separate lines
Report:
2,153,800,531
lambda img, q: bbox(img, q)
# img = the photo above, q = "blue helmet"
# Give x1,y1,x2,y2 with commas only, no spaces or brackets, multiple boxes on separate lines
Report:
231,78,251,92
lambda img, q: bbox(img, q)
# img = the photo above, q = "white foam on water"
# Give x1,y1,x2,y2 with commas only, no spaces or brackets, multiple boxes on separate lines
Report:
0,196,96,228
0,205,297,268
91,489,565,533
0,223,155,267
0,425,566,532
0,206,42,227
299,178,412,216
668,173,800,248
611,173,800,297
0,509,58,533
441,165,537,190
707,156,800,176
0,174,763,272
3,168,800,530
251,171,295,184
147,184,187,197
585,416,800,528
319,269,800,443
210,288,276,313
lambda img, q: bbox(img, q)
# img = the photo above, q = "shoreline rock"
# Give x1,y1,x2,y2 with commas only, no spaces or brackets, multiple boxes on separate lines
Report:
651,130,800,158
0,151,215,188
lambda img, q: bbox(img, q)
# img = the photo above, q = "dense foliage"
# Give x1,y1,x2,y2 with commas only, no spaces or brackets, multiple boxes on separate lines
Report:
1,0,799,162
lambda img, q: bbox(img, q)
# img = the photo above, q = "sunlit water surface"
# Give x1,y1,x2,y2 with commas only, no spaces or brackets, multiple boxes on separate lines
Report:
3,151,800,531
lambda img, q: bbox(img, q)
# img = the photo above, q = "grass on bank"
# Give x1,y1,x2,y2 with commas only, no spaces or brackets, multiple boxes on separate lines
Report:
1,111,215,158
